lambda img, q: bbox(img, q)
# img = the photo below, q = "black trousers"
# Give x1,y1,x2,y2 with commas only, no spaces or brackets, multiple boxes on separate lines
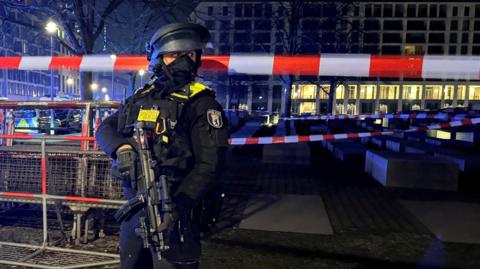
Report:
119,188,200,269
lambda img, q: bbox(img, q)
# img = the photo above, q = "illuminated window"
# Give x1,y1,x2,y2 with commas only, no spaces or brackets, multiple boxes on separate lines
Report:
318,84,330,99
359,85,376,99
348,85,357,99
458,85,467,100
292,84,318,99
425,85,442,100
444,85,454,100
299,102,316,114
379,85,399,99
335,85,345,99
402,85,422,100
468,86,480,100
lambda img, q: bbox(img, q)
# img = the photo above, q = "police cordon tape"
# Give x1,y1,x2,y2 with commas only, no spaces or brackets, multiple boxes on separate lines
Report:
0,54,480,80
228,118,480,145
1,117,479,146
282,113,469,121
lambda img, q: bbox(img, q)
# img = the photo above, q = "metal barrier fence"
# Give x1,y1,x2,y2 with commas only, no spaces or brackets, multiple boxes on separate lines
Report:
0,101,123,268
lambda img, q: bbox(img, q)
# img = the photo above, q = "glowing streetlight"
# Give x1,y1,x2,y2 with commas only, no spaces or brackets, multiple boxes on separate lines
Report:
66,77,74,86
101,87,107,93
259,96,263,100
45,21,58,34
90,83,99,91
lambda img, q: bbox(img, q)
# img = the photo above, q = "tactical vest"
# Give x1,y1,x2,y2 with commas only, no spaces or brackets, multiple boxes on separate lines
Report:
117,81,214,176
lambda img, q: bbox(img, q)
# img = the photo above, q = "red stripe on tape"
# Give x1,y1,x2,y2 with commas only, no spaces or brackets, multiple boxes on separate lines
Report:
347,133,360,139
273,55,320,76
323,134,335,140
245,137,259,145
0,57,21,69
201,55,230,72
371,132,382,136
298,136,311,142
65,196,101,203
272,136,285,143
440,123,451,129
114,56,148,71
370,55,423,78
1,192,35,198
49,56,82,70
462,119,473,125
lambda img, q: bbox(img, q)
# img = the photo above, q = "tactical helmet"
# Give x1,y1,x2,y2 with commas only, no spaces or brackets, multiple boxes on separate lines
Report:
146,23,211,70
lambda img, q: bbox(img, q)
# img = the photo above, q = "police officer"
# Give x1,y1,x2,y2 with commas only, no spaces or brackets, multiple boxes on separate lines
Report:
95,23,228,269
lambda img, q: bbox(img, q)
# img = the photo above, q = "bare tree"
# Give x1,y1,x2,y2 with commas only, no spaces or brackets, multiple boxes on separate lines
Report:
1,0,201,100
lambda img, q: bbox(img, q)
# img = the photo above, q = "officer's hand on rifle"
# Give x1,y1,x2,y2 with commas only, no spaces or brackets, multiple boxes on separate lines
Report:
111,145,137,184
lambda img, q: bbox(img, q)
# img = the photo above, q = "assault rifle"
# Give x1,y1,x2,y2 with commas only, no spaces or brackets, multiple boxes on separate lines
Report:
114,108,171,261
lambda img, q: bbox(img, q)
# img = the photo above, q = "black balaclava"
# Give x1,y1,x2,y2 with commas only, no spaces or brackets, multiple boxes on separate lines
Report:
151,52,201,97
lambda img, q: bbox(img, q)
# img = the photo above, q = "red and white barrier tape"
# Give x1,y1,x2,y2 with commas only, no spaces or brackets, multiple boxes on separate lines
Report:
1,54,480,80
227,118,480,145
283,113,468,121
2,117,479,145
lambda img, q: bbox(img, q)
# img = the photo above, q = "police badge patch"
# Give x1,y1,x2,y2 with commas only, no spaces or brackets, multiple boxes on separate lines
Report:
207,109,223,128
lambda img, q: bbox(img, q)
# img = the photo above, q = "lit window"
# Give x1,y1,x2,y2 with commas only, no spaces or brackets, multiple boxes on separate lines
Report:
335,85,345,99
468,86,480,100
379,85,399,99
299,102,316,114
458,85,467,99
403,85,422,100
359,85,376,99
444,86,454,100
425,85,442,100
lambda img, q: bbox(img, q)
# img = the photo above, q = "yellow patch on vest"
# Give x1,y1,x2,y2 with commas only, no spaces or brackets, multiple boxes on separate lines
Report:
137,109,160,122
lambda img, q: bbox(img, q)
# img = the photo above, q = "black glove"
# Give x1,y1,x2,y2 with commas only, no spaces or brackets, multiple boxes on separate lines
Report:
157,193,196,232
111,147,137,183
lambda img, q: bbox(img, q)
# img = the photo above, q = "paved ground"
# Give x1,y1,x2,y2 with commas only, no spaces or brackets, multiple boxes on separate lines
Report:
1,126,480,268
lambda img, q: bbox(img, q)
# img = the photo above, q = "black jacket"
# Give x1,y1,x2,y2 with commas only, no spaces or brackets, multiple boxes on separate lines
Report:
95,82,229,213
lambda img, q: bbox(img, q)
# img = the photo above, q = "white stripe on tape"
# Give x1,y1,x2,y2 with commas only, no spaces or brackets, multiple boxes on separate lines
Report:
422,55,480,80
472,118,480,124
230,138,246,145
19,56,52,70
258,137,273,144
80,55,115,71
284,136,299,143
400,114,410,119
449,120,463,127
228,54,274,75
319,54,371,77
428,124,441,129
309,135,324,142
334,134,349,139
357,132,372,137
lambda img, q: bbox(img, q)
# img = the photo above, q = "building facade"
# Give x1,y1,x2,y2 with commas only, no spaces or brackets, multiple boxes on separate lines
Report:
194,1,480,114
0,3,80,101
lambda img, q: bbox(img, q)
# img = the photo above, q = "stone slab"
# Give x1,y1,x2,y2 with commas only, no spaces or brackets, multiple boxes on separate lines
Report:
401,200,480,244
263,143,310,165
365,150,459,191
239,194,334,235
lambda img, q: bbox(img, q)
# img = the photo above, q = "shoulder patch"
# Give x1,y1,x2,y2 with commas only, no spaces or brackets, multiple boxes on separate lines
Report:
207,109,223,129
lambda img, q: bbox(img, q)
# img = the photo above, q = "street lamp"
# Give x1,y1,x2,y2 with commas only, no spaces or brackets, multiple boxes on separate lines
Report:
91,83,98,100
45,21,58,135
101,87,107,93
138,69,145,86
